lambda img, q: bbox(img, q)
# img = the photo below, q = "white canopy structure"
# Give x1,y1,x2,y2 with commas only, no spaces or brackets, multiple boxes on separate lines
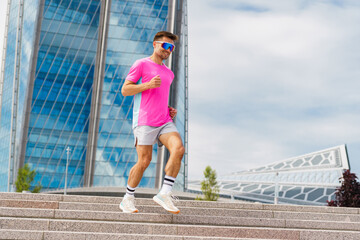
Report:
188,145,349,205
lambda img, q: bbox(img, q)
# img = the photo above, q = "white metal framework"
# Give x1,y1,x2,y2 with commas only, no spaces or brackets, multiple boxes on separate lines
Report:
188,145,349,205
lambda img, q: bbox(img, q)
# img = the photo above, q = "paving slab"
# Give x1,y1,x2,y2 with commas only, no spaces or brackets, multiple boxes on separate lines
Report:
177,200,265,210
299,229,360,240
59,201,274,218
274,211,360,222
1,230,258,240
44,231,260,240
46,231,265,240
139,205,274,218
173,215,286,228
286,219,360,231
263,204,360,215
54,209,172,223
177,225,300,239
0,217,49,231
0,207,55,218
0,193,63,202
0,199,59,209
48,219,178,235
0,229,44,240
62,195,120,204
58,202,118,211
44,232,180,240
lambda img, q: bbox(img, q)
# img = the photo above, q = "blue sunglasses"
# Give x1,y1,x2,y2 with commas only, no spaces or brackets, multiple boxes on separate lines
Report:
155,41,175,52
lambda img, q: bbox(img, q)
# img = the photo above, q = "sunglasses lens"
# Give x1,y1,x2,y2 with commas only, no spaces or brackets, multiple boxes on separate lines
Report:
162,42,174,51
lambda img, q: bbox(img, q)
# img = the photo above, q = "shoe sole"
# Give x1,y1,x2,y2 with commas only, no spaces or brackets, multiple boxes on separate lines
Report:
153,196,180,214
119,204,139,213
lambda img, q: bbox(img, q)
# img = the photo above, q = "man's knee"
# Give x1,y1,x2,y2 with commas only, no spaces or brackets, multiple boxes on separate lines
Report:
136,146,152,170
136,151,152,171
136,157,151,171
171,145,185,158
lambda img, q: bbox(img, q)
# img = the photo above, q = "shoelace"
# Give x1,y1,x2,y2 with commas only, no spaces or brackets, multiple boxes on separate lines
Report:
170,194,179,203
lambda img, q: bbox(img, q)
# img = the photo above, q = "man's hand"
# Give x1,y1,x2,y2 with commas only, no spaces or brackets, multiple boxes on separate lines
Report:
169,106,177,119
147,75,161,89
121,75,162,96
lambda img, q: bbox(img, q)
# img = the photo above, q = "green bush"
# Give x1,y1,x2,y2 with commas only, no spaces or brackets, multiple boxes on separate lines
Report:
15,164,42,193
196,166,219,201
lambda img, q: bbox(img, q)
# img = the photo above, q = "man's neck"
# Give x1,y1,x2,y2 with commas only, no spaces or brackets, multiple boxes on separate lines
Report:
150,54,163,65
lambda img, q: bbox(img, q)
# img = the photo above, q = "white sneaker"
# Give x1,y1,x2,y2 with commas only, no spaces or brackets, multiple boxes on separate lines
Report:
119,195,138,213
153,192,180,214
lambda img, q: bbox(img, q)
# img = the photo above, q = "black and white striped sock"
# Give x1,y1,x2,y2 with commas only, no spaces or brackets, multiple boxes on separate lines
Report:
160,175,176,194
125,185,136,197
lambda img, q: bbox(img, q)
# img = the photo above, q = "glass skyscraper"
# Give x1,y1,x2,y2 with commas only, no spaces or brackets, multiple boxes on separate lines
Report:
0,0,188,192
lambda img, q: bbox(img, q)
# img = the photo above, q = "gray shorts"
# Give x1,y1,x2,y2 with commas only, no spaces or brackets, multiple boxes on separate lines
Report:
133,122,179,147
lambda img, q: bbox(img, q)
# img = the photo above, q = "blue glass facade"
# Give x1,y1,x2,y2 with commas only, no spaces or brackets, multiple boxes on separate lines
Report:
25,0,101,190
0,0,40,192
0,0,19,192
0,0,188,192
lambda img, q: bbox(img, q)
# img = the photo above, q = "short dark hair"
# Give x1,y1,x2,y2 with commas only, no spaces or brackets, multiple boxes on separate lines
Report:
153,31,178,42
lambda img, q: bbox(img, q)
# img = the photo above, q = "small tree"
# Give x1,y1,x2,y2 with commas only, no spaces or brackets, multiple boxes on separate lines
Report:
196,166,220,201
15,164,42,193
327,170,360,208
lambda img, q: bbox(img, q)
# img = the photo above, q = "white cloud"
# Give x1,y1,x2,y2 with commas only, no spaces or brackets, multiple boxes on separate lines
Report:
188,120,290,179
188,0,360,180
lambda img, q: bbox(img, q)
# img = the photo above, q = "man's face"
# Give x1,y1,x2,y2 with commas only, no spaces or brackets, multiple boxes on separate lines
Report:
153,37,175,60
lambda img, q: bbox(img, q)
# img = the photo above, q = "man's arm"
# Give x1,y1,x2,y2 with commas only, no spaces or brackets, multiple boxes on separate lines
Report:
121,75,161,96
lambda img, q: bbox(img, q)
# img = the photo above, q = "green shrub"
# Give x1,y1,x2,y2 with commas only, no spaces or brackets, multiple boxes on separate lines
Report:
15,164,42,193
196,166,219,201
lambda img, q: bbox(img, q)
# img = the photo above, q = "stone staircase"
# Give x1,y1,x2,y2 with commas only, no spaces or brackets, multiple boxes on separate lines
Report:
0,192,360,240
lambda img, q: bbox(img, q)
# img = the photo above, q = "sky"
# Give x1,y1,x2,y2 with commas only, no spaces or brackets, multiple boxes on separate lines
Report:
0,0,359,181
186,0,360,179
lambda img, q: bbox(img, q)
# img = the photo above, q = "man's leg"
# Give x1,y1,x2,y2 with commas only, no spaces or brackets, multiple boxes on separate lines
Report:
128,145,153,188
153,132,185,214
120,145,152,213
159,131,185,181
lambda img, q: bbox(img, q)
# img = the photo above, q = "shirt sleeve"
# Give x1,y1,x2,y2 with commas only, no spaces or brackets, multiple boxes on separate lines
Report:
126,59,143,83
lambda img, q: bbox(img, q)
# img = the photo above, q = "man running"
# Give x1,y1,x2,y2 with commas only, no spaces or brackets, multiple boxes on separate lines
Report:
119,31,185,214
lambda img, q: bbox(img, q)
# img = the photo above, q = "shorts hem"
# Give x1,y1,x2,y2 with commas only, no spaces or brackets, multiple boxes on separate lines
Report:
133,122,178,147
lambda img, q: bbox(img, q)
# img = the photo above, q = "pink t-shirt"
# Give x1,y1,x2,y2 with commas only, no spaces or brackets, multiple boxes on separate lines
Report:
126,57,174,128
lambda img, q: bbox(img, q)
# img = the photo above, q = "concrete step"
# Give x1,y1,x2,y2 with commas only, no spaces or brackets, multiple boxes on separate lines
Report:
2,197,360,223
0,229,252,240
1,192,360,240
58,201,275,217
2,217,360,240
1,207,360,231
58,201,360,222
0,217,297,238
0,192,358,215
